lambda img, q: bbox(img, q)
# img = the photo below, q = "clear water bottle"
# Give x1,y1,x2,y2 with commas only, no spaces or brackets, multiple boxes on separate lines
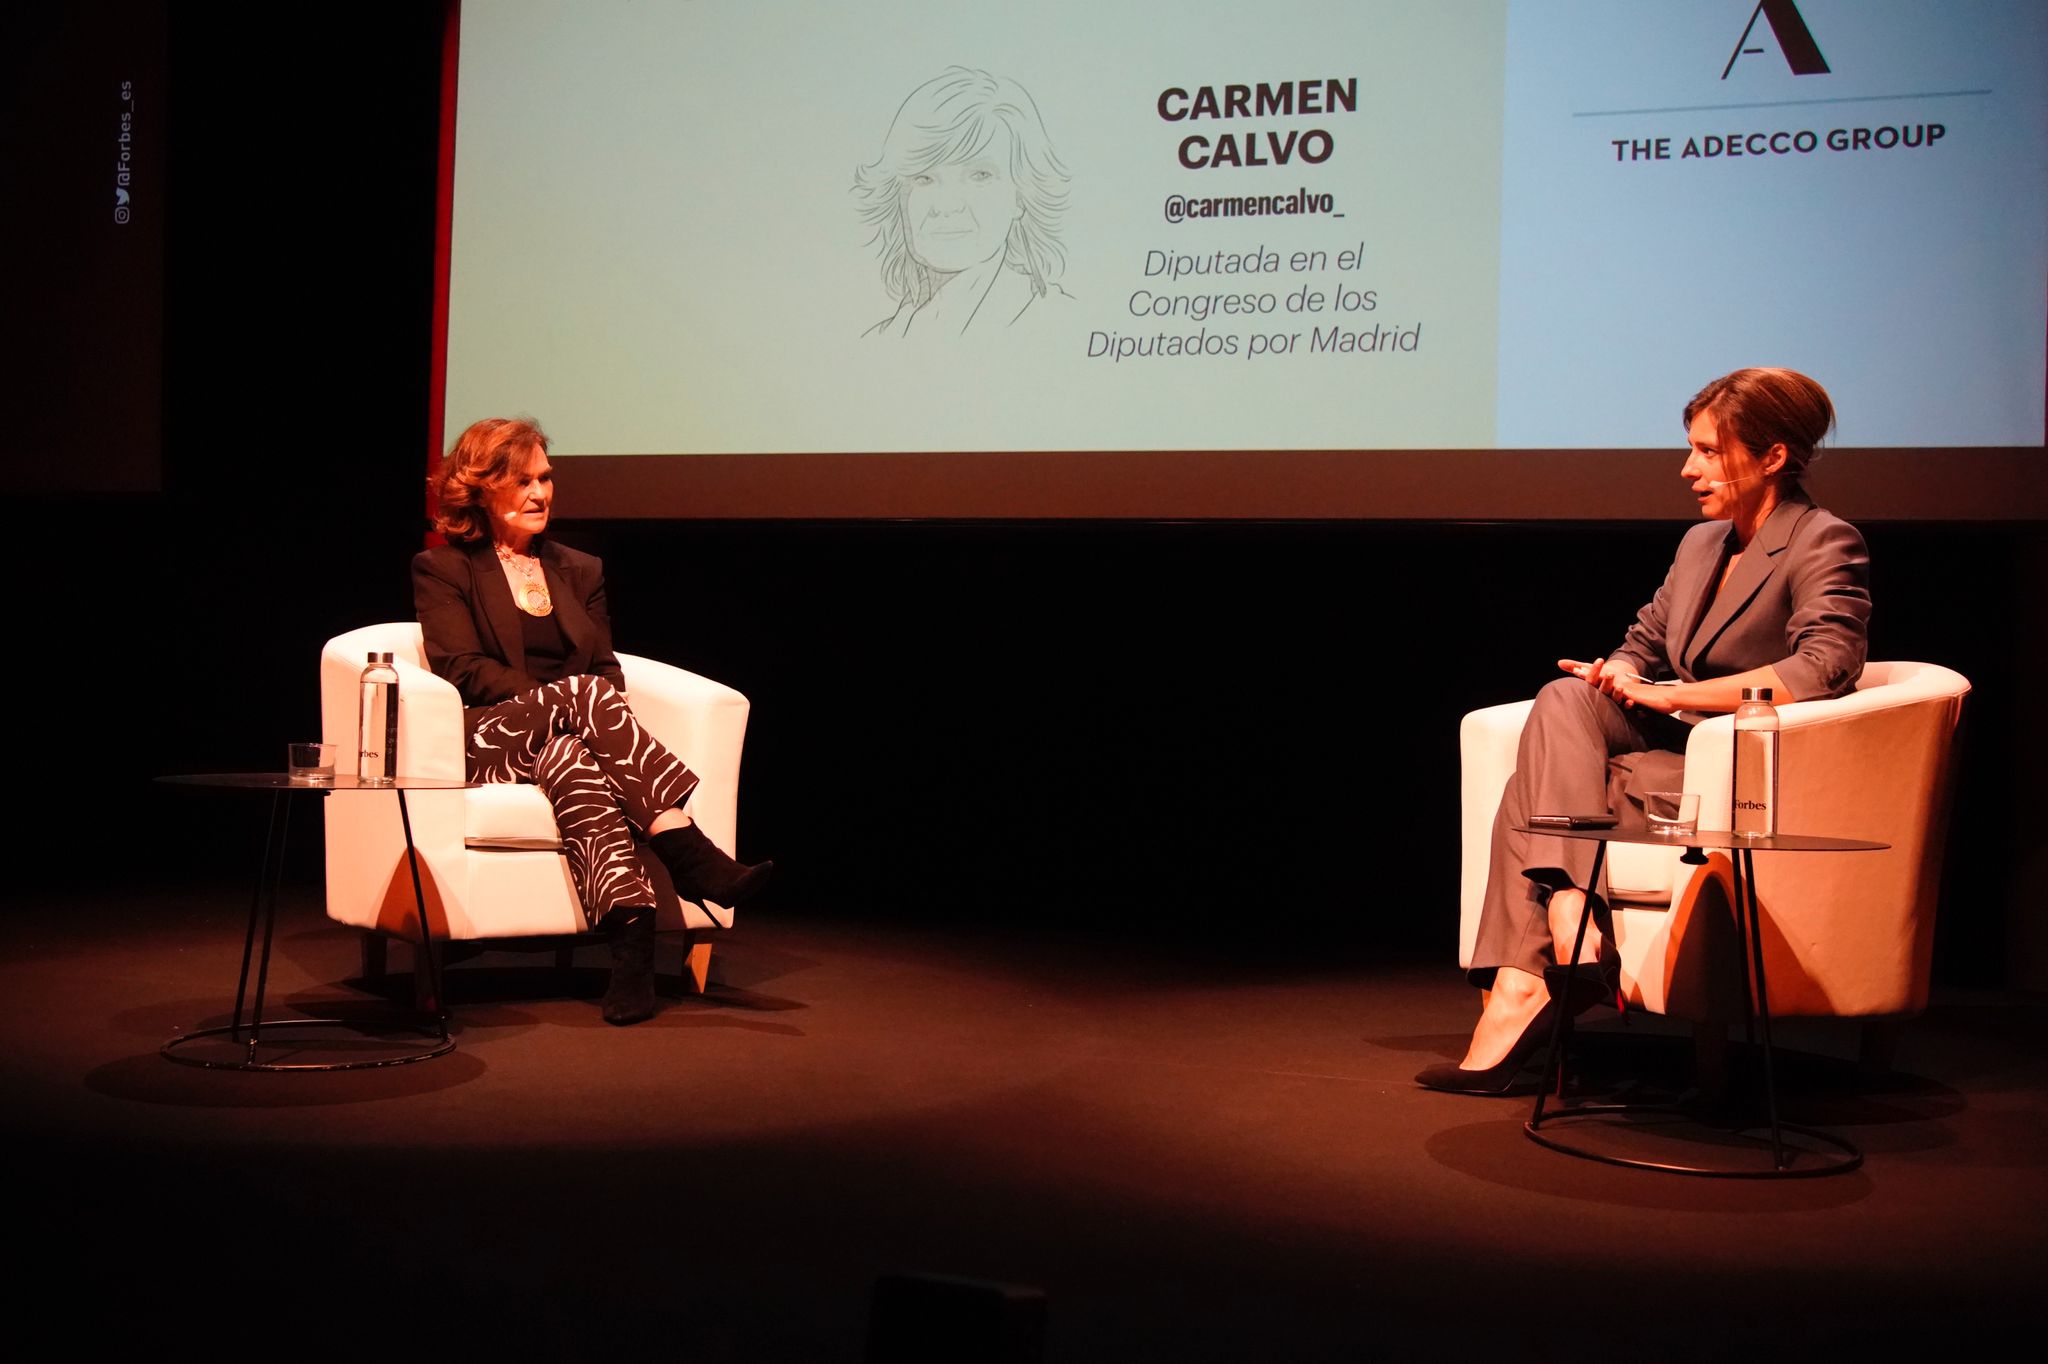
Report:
357,651,399,785
1732,686,1780,838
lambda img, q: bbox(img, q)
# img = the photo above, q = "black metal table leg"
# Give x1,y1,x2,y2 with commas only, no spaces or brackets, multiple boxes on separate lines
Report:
396,789,449,1042
241,791,294,1061
1530,839,1606,1128
162,779,456,1072
1523,832,1863,1177
228,791,286,1047
1736,845,1787,1169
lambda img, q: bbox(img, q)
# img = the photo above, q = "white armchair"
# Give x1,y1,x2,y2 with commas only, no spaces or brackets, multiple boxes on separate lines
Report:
319,623,753,995
1459,662,1970,1027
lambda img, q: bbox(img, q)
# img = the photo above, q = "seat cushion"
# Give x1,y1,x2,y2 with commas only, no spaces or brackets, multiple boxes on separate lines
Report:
463,783,563,849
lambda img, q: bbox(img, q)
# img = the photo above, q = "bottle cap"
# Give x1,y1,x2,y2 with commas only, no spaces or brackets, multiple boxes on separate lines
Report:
1741,686,1773,702
367,651,393,664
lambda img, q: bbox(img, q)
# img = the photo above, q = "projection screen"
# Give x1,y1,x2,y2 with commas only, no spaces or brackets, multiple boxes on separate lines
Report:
438,0,2047,519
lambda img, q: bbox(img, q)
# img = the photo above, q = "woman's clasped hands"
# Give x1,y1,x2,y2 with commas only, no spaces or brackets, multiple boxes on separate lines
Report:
1557,657,1683,714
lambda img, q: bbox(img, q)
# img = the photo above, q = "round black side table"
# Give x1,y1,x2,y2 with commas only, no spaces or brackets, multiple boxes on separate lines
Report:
1512,824,1888,1177
157,773,474,1072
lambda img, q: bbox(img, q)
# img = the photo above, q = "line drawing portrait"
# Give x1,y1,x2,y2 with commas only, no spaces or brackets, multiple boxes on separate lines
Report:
854,67,1072,339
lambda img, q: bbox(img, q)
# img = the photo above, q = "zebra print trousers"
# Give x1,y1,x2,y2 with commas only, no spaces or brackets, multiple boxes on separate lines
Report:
464,675,700,927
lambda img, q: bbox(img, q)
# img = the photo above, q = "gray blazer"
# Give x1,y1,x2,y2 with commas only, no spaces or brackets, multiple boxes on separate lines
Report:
413,539,626,708
1609,493,1870,704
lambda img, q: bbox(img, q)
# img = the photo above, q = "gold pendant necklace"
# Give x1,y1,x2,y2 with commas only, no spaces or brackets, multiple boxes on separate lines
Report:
496,543,554,616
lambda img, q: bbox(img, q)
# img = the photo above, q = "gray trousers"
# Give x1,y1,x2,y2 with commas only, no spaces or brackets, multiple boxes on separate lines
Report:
1468,677,1691,988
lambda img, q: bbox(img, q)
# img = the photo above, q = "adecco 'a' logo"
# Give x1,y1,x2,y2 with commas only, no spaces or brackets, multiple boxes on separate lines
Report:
1722,0,1831,80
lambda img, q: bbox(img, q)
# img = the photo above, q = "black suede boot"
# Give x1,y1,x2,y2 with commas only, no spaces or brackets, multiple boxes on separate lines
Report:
601,904,658,1026
649,823,773,908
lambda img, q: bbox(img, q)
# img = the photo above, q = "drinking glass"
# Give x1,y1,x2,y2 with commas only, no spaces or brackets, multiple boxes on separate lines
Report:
287,742,338,786
1644,791,1699,837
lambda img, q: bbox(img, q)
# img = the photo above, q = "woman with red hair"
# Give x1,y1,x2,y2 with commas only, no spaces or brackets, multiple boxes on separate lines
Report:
414,416,771,1026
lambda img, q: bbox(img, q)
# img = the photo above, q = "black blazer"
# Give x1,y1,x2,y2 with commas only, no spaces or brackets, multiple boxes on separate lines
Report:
413,539,626,708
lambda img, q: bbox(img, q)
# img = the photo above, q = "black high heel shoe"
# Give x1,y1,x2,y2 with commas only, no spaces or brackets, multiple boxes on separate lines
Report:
649,822,773,907
1414,1000,1560,1095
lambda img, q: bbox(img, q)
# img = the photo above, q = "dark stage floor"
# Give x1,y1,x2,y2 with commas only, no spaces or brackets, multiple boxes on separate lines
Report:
7,879,2044,1361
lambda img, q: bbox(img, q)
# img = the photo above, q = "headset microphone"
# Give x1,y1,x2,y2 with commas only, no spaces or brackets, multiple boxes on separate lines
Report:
1706,474,1760,488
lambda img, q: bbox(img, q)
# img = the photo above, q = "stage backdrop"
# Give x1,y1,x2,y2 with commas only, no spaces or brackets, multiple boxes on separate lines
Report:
439,0,2047,518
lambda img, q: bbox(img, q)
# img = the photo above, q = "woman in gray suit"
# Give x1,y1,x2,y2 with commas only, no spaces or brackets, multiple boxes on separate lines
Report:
1419,368,1871,1093
415,417,772,1026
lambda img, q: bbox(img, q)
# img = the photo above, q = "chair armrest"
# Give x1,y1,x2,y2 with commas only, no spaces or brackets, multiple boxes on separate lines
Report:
620,653,749,720
320,640,465,782
618,653,752,856
319,631,468,936
1679,683,1965,1015
1458,699,1534,968
392,659,465,781
1680,685,1928,834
